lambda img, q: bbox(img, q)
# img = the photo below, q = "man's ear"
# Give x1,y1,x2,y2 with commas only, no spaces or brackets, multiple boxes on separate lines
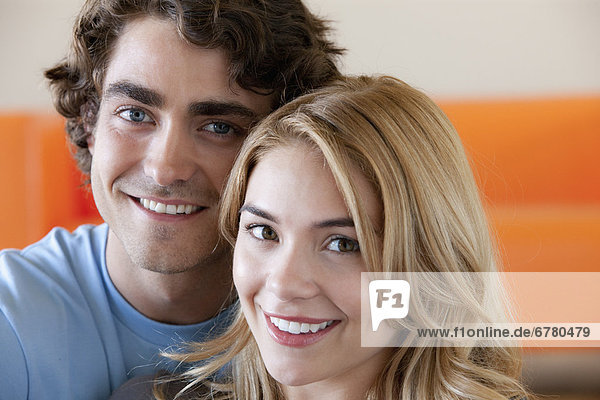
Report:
87,133,95,156
82,98,99,156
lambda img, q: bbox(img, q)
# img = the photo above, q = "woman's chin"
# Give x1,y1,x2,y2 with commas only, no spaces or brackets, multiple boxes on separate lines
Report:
265,364,317,388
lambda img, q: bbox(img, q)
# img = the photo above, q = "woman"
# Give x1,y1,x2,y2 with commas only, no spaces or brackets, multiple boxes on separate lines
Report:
150,76,527,399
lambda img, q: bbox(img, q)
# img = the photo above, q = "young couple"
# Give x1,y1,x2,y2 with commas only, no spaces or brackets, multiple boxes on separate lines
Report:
0,0,527,398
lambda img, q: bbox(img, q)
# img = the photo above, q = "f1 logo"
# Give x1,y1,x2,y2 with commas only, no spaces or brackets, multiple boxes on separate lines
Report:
369,280,410,331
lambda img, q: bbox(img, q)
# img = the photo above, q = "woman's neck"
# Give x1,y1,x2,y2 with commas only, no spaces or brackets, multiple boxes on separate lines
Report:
281,348,392,400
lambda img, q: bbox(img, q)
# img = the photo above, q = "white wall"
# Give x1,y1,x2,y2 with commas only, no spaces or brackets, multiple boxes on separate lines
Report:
1,0,599,110
306,0,600,99
0,0,81,111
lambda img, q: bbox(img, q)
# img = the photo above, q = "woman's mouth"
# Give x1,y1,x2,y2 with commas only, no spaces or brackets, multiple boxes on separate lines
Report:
269,316,334,334
264,313,340,347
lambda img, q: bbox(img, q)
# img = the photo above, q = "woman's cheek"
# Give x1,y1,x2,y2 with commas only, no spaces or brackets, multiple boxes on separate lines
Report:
233,238,264,300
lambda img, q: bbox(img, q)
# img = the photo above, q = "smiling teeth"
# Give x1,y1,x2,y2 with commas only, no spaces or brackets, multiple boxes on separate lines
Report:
139,198,199,215
269,316,333,335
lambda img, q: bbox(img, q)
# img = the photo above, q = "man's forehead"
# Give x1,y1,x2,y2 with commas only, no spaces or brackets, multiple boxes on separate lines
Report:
100,17,274,115
103,19,230,93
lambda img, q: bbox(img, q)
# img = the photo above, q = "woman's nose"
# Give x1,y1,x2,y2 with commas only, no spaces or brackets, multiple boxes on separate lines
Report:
265,247,321,302
143,123,197,186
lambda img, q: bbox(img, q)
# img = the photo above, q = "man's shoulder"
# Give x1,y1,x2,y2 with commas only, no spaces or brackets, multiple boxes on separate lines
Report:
0,223,110,324
0,223,108,274
0,223,119,400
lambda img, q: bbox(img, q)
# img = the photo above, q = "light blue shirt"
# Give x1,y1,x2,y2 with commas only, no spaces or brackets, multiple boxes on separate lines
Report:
0,224,232,400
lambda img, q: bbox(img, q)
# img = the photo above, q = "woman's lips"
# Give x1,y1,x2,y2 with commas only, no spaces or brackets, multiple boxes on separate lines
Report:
263,312,340,347
269,316,333,334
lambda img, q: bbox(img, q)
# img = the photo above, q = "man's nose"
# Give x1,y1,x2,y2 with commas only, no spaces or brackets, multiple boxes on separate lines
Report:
265,246,321,302
143,122,197,186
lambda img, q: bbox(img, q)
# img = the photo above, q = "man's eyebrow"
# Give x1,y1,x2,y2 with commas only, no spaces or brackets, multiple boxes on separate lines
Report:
314,218,355,229
239,205,279,223
188,101,258,119
105,81,164,107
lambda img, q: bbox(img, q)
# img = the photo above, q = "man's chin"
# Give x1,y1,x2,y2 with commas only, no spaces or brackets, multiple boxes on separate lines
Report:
131,243,232,276
132,250,206,274
138,262,198,275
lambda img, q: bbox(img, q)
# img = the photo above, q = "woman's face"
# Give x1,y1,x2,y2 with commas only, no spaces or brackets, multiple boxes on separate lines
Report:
233,143,388,394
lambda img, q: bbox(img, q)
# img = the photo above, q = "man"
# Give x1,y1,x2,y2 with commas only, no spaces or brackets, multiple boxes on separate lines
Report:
0,0,341,398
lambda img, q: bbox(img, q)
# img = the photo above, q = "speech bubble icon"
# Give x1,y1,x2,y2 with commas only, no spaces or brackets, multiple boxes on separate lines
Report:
369,280,410,331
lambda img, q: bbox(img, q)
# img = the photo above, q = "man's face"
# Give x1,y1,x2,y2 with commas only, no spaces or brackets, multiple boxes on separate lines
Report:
88,17,273,274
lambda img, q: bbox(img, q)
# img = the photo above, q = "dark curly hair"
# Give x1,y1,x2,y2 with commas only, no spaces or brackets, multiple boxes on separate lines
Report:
45,0,343,176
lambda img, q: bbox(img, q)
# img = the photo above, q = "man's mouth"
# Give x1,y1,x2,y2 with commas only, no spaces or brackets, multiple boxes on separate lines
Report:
269,316,334,335
138,197,202,215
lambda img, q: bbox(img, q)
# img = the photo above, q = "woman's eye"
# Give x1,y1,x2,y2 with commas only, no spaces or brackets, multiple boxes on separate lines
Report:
118,108,152,123
327,237,360,253
249,225,278,241
203,122,235,135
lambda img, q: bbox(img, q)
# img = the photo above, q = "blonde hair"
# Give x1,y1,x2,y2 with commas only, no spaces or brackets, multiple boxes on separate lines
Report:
157,76,528,399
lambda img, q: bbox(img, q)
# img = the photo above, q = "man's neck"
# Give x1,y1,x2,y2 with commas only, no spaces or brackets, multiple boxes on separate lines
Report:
105,230,234,325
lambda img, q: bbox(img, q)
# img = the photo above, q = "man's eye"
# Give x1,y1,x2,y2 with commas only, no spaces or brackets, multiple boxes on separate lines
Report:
327,237,360,253
249,225,278,241
203,122,235,135
117,108,152,123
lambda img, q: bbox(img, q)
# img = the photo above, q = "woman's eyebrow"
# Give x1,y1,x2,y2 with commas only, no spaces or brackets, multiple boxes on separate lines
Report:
239,205,354,228
239,204,279,223
314,218,355,229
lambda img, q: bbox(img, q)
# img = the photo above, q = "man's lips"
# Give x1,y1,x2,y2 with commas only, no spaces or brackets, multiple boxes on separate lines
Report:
133,196,205,215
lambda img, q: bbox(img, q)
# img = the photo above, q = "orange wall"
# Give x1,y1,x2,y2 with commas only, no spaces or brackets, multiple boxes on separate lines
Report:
442,97,600,205
0,113,101,250
1,97,599,273
440,97,600,272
